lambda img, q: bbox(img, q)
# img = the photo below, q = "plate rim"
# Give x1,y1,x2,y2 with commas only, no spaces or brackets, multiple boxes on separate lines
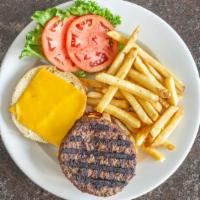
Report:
0,0,200,199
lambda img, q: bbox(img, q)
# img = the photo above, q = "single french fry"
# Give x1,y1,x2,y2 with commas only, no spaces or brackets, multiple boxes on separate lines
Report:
107,30,185,93
102,112,112,122
150,101,163,113
162,141,176,151
87,98,129,109
137,98,159,121
159,140,176,151
105,104,141,128
152,108,183,146
159,98,170,108
135,126,151,146
87,91,102,98
107,30,128,45
80,78,106,88
112,117,130,135
110,99,129,109
146,64,164,83
178,95,184,101
134,56,162,83
121,91,152,124
130,135,137,154
177,89,184,96
128,112,139,119
87,98,100,106
128,69,169,98
165,77,179,106
102,88,124,99
151,140,176,151
150,106,179,139
96,49,138,113
107,26,140,75
126,123,138,134
142,145,165,162
95,73,159,102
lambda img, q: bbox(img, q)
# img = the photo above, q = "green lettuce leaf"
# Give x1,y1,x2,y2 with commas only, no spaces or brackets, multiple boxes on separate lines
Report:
31,7,70,26
68,0,121,26
118,43,124,52
73,70,88,78
19,25,45,59
20,0,121,62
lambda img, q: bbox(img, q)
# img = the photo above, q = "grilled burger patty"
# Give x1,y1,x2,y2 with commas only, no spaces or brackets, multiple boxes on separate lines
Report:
58,115,136,196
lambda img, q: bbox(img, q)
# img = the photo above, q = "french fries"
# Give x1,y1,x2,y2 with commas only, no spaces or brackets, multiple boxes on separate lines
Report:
128,69,169,98
102,88,124,99
107,26,140,75
96,49,138,113
137,98,159,121
80,78,105,88
159,98,170,108
150,106,179,139
138,48,185,94
142,145,165,162
105,104,141,128
83,27,186,162
134,56,164,86
147,64,164,83
121,91,152,124
96,73,159,102
134,56,155,79
107,30,185,93
112,117,130,135
152,108,183,146
165,77,178,106
87,91,102,98
135,126,151,146
150,101,163,113
102,112,112,122
87,98,129,109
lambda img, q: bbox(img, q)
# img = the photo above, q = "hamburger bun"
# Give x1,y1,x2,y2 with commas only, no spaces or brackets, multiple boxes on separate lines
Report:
10,65,85,143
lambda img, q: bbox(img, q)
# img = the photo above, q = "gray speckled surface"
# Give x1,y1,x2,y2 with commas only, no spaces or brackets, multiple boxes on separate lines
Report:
0,0,200,199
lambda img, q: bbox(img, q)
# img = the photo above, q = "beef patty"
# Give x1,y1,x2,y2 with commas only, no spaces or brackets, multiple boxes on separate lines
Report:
58,115,136,197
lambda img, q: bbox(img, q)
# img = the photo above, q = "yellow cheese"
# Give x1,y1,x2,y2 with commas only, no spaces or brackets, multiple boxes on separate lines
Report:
10,68,87,146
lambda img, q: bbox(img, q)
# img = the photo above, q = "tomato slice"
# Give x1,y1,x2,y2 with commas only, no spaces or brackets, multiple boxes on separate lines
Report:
42,16,78,72
66,15,118,72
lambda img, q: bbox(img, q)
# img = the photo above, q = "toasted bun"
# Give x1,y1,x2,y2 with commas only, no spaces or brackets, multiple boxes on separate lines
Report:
11,65,85,143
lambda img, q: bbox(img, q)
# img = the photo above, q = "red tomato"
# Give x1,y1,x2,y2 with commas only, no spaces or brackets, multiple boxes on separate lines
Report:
66,15,118,72
42,16,78,72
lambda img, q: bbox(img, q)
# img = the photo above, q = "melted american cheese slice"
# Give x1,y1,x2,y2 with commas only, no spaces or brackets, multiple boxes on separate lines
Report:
10,68,87,146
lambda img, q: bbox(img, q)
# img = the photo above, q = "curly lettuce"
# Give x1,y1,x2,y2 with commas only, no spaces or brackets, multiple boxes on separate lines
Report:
20,0,121,60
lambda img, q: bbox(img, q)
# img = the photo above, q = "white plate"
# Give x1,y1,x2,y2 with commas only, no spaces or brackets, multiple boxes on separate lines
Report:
0,0,200,199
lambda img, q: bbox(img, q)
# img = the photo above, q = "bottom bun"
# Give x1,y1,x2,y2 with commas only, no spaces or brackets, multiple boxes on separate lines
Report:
10,65,85,143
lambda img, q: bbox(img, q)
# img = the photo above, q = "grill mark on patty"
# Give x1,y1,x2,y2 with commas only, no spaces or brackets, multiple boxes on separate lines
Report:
89,121,118,133
69,136,131,147
65,160,135,174
68,165,134,182
62,148,135,160
72,174,126,188
69,135,82,142
93,137,130,147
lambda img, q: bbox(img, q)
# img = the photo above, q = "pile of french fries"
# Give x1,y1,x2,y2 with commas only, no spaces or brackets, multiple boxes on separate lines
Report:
81,26,184,162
